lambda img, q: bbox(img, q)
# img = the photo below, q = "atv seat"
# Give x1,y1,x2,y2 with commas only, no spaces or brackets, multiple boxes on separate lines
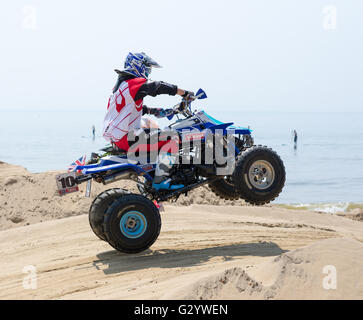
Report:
100,144,127,155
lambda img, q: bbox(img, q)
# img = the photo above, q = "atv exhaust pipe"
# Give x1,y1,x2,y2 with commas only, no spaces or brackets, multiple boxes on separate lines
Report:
102,170,136,185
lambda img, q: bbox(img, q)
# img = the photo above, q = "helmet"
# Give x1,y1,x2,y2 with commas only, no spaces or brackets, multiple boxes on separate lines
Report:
124,52,161,79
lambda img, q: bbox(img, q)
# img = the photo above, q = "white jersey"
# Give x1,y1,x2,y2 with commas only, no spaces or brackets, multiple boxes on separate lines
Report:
102,78,146,143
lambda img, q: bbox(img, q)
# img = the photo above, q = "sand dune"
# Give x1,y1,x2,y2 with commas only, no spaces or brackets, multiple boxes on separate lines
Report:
0,162,362,300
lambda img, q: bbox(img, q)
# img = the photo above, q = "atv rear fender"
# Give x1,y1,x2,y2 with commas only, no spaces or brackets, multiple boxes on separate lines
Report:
74,163,154,182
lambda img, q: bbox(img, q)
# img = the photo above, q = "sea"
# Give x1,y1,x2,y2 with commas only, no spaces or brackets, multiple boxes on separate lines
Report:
0,109,362,213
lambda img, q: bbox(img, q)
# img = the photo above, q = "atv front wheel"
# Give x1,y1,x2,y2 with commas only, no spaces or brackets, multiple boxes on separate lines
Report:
89,188,129,241
233,145,285,205
103,194,161,253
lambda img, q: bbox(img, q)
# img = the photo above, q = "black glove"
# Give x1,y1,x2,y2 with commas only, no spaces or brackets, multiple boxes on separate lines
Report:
182,90,195,99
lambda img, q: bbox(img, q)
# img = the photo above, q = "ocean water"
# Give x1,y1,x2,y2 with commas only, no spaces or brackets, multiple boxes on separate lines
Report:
0,109,362,208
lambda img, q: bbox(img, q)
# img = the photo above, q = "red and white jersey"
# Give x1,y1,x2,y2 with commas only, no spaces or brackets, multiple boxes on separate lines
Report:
102,78,146,143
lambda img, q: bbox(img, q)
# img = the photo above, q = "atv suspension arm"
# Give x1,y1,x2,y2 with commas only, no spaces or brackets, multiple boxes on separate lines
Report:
155,177,218,202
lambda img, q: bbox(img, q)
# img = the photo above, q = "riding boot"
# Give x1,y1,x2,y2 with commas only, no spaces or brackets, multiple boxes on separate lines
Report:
152,153,184,190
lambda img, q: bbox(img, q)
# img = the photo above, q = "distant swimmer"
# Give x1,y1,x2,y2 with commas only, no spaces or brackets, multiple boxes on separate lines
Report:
92,125,96,140
293,129,298,149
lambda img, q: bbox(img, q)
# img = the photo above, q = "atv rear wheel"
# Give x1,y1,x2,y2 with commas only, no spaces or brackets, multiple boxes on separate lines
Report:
103,194,161,253
233,145,285,205
208,177,239,200
89,188,129,241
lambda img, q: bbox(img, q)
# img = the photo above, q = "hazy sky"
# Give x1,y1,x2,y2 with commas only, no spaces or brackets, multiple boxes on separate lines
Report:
0,0,362,112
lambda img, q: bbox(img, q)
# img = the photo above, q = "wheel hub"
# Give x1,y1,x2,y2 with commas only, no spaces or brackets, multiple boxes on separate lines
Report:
120,211,147,239
248,160,275,190
126,217,137,229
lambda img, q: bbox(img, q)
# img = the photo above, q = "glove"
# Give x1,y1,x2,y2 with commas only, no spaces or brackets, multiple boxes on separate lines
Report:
161,108,174,118
150,108,174,118
178,101,187,111
182,90,195,100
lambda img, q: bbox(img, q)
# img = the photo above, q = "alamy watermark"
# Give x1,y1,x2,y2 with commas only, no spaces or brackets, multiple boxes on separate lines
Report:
322,5,337,30
23,5,37,30
322,265,337,290
22,265,37,290
125,128,238,176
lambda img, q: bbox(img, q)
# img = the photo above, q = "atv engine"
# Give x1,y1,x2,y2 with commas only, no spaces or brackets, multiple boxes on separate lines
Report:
170,166,197,185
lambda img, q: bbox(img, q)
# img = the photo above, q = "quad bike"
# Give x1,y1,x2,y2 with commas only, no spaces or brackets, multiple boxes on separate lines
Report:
55,89,285,253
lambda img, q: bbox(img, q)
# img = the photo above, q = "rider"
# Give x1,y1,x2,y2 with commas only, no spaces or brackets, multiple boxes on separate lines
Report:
102,52,193,191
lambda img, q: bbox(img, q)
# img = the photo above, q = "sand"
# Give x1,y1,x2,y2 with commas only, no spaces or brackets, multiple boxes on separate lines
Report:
167,238,363,300
0,161,362,300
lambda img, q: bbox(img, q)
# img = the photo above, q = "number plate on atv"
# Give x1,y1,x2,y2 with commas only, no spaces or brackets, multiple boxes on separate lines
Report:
56,172,79,196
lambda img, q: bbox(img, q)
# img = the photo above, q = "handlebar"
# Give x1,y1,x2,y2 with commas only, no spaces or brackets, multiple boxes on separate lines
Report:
172,100,191,117
170,89,207,118
172,94,197,117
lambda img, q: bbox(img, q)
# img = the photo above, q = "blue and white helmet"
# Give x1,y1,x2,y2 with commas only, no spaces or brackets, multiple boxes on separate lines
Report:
124,52,161,79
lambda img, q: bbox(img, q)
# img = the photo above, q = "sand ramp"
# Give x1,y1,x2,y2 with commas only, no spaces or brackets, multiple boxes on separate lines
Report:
1,204,362,299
